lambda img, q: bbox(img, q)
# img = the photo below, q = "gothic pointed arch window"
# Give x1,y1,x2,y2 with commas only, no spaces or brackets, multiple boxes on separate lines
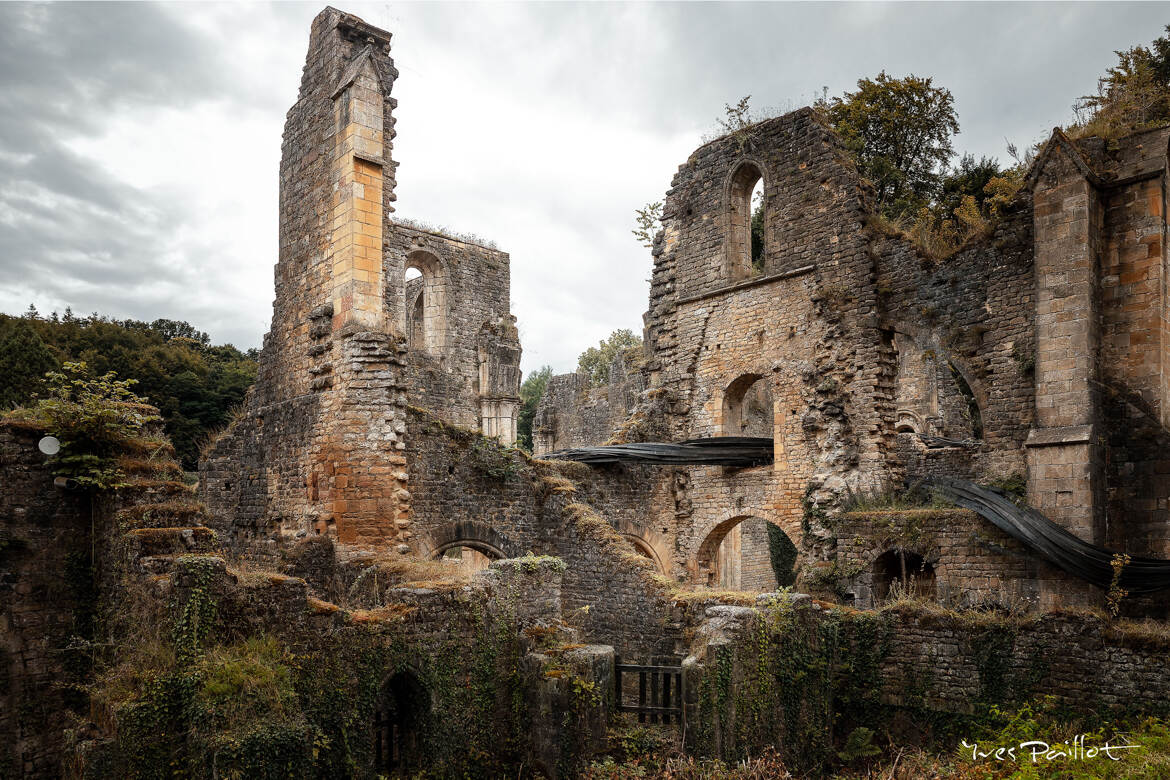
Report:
727,161,766,280
403,250,447,354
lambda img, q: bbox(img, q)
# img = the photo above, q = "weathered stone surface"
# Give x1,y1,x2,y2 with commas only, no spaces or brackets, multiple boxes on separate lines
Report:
199,7,520,555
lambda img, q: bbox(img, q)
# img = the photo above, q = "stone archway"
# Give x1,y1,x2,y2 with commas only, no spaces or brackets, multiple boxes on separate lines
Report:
418,521,520,562
693,513,801,591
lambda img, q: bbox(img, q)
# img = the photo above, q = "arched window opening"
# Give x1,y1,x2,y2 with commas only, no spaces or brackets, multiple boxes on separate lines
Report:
872,549,936,603
374,672,430,774
727,162,765,280
437,543,496,575
948,362,983,440
403,251,447,355
697,516,795,592
723,374,773,438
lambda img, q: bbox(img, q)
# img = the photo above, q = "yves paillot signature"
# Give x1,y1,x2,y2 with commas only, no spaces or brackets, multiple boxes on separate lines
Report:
962,734,1141,763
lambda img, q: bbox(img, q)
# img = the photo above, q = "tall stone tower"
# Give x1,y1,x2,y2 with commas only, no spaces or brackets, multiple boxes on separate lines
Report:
200,7,521,551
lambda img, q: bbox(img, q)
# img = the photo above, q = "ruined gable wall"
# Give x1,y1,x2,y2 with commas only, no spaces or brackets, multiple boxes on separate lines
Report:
579,106,1168,599
645,108,897,580
386,223,521,440
201,9,411,550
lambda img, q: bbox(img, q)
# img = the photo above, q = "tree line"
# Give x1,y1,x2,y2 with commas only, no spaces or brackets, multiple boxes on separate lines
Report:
0,306,256,470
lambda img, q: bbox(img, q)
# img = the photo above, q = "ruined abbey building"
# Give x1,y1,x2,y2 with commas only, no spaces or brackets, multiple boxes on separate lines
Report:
537,113,1170,613
5,7,1170,779
200,9,522,550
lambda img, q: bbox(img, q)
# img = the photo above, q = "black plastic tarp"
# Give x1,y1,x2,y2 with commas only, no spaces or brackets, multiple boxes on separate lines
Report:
541,437,773,467
929,478,1170,594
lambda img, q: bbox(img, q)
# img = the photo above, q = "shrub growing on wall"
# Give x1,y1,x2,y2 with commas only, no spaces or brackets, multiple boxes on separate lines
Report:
7,362,159,489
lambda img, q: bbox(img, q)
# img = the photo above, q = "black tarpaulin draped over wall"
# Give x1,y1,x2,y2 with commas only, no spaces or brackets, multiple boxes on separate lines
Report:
541,437,773,467
930,478,1170,595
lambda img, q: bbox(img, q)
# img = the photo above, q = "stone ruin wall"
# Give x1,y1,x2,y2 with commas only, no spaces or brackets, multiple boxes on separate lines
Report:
533,350,648,454
8,418,1170,778
535,109,1170,612
0,423,91,779
683,595,1170,767
388,221,522,439
200,8,520,558
405,408,685,660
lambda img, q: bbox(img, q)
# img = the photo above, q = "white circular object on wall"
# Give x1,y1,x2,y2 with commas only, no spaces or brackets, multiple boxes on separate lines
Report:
37,436,60,455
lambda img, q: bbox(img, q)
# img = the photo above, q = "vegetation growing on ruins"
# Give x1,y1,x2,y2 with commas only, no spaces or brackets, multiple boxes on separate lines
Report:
4,362,160,489
1070,24,1170,140
517,364,553,451
0,310,256,470
577,329,644,386
816,76,1025,260
816,72,960,221
632,201,663,249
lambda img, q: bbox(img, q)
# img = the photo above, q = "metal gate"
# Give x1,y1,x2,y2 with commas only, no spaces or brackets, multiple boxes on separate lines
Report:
614,657,684,726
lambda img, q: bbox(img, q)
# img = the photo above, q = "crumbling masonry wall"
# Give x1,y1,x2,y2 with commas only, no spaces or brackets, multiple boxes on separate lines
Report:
0,423,92,779
535,110,1170,612
200,8,520,555
683,595,1170,768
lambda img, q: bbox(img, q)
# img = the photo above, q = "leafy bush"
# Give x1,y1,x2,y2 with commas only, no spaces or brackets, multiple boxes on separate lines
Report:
8,362,159,489
0,309,256,469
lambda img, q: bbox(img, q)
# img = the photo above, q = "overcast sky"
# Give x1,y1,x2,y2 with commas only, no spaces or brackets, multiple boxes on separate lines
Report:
0,2,1166,374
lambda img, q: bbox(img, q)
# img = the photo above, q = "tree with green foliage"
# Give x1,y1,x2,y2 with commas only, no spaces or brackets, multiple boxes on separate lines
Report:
577,329,643,386
1074,25,1170,139
935,154,1003,222
516,365,553,452
0,310,257,469
8,362,160,489
0,317,59,408
817,72,960,219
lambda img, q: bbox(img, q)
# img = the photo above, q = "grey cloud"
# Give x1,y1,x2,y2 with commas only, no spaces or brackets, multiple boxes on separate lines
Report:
0,2,254,339
2,1,1169,370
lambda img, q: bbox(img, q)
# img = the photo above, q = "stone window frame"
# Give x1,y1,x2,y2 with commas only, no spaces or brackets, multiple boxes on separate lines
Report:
403,249,448,355
724,158,768,282
721,372,773,438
